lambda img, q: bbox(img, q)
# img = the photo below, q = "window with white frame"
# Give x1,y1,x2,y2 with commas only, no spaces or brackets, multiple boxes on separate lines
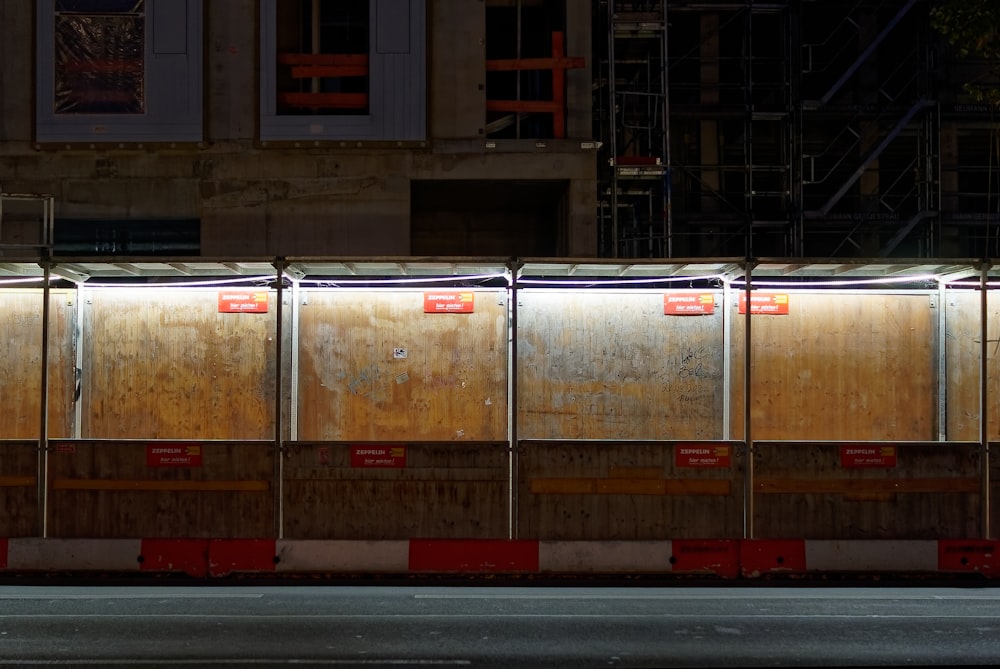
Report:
36,0,203,143
260,0,425,141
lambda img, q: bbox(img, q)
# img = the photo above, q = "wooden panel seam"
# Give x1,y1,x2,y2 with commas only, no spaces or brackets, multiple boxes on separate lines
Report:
51,479,270,492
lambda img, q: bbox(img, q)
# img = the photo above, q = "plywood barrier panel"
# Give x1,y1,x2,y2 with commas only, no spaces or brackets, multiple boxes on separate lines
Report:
282,441,508,539
517,291,725,440
730,292,936,440
753,442,980,539
991,442,1000,539
46,440,274,538
81,289,276,439
0,441,40,536
0,290,76,439
945,291,982,441
296,290,507,441
516,440,744,540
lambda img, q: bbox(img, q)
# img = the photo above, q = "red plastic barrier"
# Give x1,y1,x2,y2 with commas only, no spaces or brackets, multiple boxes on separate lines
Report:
740,540,807,577
670,539,739,578
140,539,210,578
208,539,277,577
938,540,1000,577
409,539,539,573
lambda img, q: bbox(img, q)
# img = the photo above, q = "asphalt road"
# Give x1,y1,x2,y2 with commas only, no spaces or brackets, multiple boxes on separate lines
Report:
0,582,998,668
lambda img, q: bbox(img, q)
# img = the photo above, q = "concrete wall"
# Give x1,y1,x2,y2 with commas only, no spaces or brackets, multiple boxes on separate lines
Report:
0,1,597,257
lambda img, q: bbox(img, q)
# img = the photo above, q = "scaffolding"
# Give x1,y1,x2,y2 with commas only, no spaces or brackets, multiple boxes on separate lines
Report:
596,0,952,259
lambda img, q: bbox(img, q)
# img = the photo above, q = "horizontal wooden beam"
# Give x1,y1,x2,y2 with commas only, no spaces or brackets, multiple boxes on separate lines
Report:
0,476,36,488
486,56,585,72
289,65,368,78
278,53,368,66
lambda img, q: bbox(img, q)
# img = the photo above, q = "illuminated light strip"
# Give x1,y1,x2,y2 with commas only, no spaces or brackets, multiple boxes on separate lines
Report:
518,274,727,287
730,274,938,288
84,275,276,289
298,272,509,287
0,276,50,286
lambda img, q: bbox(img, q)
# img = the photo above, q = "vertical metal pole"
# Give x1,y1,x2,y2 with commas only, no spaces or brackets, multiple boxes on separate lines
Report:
743,261,754,539
289,277,300,442
508,261,519,540
39,263,52,538
937,282,947,442
981,262,991,538
274,260,286,540
722,281,731,441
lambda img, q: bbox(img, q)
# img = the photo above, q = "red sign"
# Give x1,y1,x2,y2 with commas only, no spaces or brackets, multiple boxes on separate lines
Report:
147,443,203,467
738,293,789,315
55,442,76,454
664,293,715,315
423,291,475,313
675,443,732,468
218,291,269,313
840,445,897,468
351,445,407,468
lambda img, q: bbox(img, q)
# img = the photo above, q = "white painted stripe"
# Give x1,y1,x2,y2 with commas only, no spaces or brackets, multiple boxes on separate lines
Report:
274,539,410,572
538,540,673,572
804,540,938,572
6,538,141,571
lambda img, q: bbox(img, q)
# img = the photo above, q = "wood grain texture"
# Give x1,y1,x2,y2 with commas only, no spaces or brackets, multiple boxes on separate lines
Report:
730,292,936,440
752,441,981,539
81,289,276,439
517,290,725,440
0,441,39,536
516,440,743,540
296,289,508,441
0,289,76,439
45,440,274,538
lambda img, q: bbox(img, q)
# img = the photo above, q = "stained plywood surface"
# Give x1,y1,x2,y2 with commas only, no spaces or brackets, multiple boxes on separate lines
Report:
517,290,725,440
46,440,274,538
0,289,76,439
0,441,39,536
296,289,508,441
753,442,980,539
516,440,744,540
283,441,508,539
946,291,1000,441
82,289,276,439
730,292,936,440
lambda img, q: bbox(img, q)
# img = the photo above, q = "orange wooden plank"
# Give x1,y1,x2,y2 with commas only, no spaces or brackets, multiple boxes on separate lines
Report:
51,479,270,493
278,92,369,109
0,476,36,488
531,478,596,494
663,479,732,496
597,478,665,495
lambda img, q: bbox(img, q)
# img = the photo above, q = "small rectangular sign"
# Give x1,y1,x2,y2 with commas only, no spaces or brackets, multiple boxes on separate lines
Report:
675,443,732,468
738,293,789,315
423,291,475,313
218,291,269,313
147,443,203,468
664,293,715,315
840,445,897,468
350,445,407,468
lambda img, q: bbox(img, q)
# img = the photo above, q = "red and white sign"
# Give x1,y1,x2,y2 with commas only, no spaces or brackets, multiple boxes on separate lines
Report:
423,291,475,313
675,443,732,468
664,293,715,315
147,443,203,468
738,293,789,315
351,445,407,468
55,442,76,454
840,445,897,468
218,291,269,313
